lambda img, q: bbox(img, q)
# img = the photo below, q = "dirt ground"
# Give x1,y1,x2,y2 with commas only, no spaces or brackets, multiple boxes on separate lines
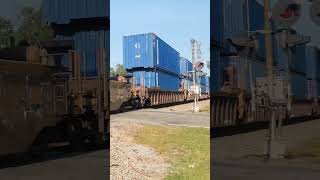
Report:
110,122,170,180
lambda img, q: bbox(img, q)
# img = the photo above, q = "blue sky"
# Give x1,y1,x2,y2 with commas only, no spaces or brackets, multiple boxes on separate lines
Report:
110,0,210,73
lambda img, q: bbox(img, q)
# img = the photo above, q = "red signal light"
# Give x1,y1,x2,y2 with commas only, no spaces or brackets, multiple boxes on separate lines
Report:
280,8,299,19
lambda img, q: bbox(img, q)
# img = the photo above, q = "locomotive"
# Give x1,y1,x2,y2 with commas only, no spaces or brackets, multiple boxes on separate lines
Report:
0,46,109,158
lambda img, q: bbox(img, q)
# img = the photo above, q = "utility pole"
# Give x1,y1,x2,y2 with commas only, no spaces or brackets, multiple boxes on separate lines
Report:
191,39,199,112
264,0,276,159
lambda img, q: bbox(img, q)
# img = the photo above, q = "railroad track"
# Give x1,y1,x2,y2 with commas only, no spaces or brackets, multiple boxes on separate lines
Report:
111,97,210,114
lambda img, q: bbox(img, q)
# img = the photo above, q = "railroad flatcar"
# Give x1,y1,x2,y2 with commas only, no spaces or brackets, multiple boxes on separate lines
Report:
109,76,210,112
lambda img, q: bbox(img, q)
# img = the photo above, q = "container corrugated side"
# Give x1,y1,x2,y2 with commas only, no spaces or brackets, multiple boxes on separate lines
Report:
200,75,208,85
133,69,180,91
42,0,110,24
291,45,306,74
206,76,210,89
211,0,246,46
123,33,180,75
180,57,192,76
56,30,109,77
306,46,318,79
317,80,320,97
223,0,246,41
123,34,153,70
211,0,252,92
291,72,307,100
317,49,320,80
228,56,267,90
211,0,224,45
246,0,266,60
211,49,229,91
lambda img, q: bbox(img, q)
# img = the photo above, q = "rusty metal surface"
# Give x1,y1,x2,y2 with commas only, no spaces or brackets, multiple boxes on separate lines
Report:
211,91,320,128
0,61,66,156
110,80,131,111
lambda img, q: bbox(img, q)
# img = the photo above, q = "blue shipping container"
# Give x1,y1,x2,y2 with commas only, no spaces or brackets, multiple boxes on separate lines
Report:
200,75,209,86
291,45,307,74
211,49,229,91
123,33,180,75
56,30,109,77
317,49,320,80
211,0,264,92
201,84,209,94
306,46,318,79
291,72,307,100
180,57,193,76
228,56,267,90
223,0,246,43
206,76,210,89
42,0,110,24
133,70,180,91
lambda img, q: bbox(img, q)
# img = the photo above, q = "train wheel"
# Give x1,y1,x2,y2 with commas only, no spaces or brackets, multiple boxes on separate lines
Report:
70,136,87,152
119,104,126,113
88,132,106,149
31,131,49,159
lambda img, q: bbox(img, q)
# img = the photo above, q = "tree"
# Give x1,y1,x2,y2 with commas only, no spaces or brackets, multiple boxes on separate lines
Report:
110,67,116,77
15,7,54,47
114,64,127,77
0,17,13,48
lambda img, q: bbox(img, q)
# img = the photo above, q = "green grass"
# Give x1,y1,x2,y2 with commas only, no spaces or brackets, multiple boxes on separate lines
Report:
286,138,320,161
134,125,210,180
200,105,210,112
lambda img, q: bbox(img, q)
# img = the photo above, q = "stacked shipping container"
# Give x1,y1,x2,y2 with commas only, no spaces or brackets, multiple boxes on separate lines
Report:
42,0,109,24
179,57,209,94
211,0,246,91
123,33,180,91
132,71,180,91
123,33,180,75
211,0,319,99
179,57,193,91
42,0,110,77
123,33,210,92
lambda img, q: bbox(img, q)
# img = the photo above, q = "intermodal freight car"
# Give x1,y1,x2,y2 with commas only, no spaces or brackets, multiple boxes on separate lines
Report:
211,66,320,128
110,75,210,112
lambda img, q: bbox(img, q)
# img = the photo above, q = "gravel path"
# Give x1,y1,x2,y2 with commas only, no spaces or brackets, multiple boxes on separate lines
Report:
110,122,170,180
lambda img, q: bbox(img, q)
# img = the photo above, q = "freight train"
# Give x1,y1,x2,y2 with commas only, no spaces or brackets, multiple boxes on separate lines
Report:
210,0,320,128
210,66,320,128
122,33,210,109
110,75,210,113
0,51,109,157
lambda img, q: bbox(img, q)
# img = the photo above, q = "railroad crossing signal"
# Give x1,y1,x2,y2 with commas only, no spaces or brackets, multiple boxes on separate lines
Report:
272,0,302,28
196,61,204,71
229,32,258,49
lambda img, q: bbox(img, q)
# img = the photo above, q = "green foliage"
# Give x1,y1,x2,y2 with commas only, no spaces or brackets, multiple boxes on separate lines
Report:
110,67,116,77
15,7,54,47
114,64,127,76
0,17,14,48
